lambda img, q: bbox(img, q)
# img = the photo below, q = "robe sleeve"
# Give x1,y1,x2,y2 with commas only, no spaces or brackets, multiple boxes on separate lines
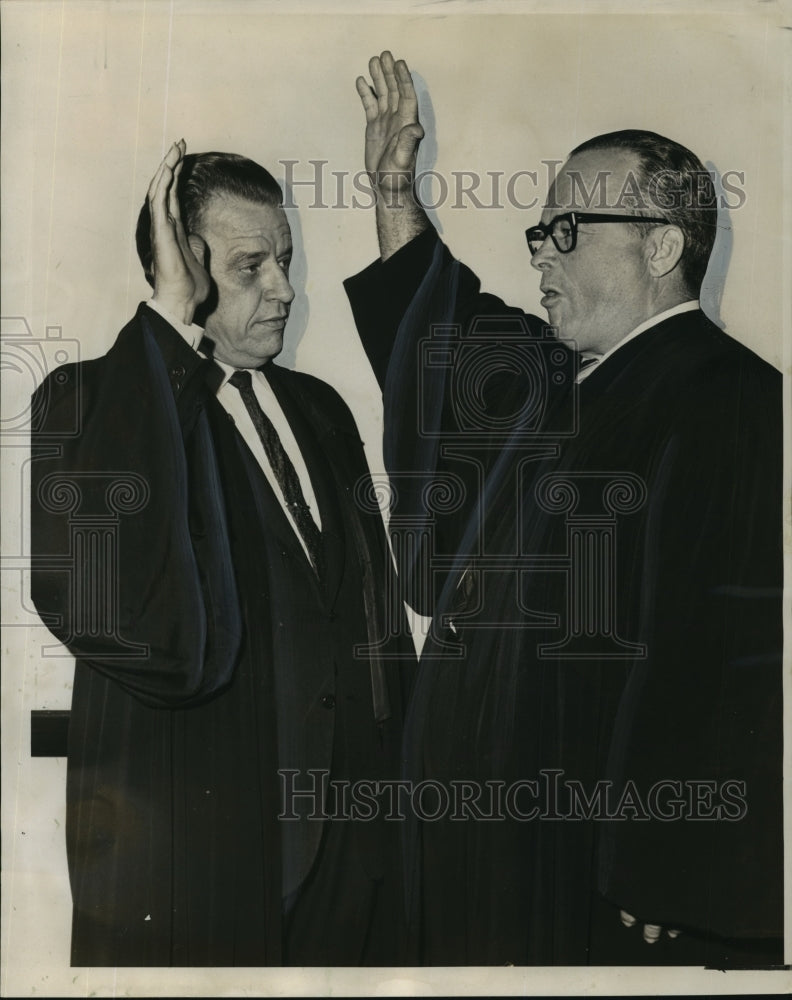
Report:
344,231,569,616
30,304,242,708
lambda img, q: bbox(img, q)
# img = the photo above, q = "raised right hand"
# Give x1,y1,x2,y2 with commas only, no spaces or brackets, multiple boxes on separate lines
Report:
148,139,210,325
356,51,425,204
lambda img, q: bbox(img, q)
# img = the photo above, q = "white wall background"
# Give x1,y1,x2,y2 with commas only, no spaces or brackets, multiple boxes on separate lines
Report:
1,1,789,997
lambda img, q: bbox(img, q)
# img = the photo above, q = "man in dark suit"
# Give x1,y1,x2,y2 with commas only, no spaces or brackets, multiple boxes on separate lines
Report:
343,52,783,967
30,140,414,967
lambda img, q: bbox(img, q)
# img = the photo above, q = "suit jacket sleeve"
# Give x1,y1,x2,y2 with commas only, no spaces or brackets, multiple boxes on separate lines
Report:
30,303,242,708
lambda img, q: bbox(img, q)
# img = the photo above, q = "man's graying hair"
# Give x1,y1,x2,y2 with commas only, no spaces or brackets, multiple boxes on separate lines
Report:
136,152,284,288
570,130,718,294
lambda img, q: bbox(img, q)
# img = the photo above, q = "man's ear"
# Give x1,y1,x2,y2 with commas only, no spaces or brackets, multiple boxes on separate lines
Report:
645,224,685,278
187,233,208,269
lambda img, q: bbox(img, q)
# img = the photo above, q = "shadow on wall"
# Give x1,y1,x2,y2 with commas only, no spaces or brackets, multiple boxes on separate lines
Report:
414,72,442,238
700,161,733,332
278,75,439,370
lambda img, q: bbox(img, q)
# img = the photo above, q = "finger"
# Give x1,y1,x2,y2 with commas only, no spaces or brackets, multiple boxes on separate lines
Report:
369,55,388,111
355,76,379,121
147,141,177,200
380,49,399,113
149,163,175,239
147,150,171,208
667,929,681,939
147,140,181,205
168,159,183,224
643,923,662,944
620,910,637,928
147,159,166,206
169,141,188,222
394,58,419,114
148,142,183,246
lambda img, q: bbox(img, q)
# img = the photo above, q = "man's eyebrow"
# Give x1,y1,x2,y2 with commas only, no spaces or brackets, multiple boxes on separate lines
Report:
226,248,272,267
225,242,292,264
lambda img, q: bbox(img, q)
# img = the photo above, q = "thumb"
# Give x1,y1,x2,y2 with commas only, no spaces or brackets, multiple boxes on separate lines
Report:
393,123,424,165
399,122,424,148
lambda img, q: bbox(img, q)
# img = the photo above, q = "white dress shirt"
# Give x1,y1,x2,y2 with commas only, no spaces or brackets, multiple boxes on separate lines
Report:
147,298,322,559
575,300,700,383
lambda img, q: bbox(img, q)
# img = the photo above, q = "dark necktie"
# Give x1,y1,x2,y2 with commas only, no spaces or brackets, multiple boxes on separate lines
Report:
228,369,323,577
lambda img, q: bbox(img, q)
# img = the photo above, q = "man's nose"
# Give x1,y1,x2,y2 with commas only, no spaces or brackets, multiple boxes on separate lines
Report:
529,235,558,271
263,264,295,304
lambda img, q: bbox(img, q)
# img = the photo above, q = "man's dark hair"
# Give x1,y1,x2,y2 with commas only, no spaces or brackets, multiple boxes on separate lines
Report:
570,129,717,294
135,152,284,287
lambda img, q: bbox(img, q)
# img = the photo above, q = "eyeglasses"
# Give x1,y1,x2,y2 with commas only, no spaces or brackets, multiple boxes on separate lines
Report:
525,211,671,255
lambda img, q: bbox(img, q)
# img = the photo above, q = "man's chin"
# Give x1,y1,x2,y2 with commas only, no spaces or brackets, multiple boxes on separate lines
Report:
264,332,284,359
210,340,284,370
264,342,283,363
545,313,585,350
543,307,567,340
249,330,285,367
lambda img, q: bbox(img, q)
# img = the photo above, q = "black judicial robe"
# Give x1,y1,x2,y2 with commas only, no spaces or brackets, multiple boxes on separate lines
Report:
30,303,414,966
344,231,783,966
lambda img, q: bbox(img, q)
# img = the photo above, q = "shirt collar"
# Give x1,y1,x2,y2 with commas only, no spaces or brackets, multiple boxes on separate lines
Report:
576,299,700,382
212,357,278,391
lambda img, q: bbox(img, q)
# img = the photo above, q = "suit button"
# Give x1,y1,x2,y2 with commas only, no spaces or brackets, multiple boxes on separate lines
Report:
170,365,186,377
320,694,336,710
328,612,337,622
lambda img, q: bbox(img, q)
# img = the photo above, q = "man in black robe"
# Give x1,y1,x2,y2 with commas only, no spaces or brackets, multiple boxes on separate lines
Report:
343,51,783,967
30,141,415,966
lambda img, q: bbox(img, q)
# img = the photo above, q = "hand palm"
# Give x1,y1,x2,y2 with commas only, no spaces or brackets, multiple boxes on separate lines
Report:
147,140,210,322
364,105,418,178
357,53,423,196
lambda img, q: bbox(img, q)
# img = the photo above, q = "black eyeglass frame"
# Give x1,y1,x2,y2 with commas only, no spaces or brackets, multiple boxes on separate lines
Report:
525,211,671,255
